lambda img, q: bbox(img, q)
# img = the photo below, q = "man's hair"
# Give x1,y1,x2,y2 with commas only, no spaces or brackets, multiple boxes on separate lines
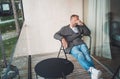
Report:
70,14,79,20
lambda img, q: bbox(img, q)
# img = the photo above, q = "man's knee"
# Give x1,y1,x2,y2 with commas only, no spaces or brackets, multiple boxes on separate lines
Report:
81,44,90,55
77,53,86,60
81,44,88,49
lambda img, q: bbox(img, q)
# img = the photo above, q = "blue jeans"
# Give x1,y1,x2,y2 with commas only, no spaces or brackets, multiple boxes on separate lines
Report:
70,44,94,71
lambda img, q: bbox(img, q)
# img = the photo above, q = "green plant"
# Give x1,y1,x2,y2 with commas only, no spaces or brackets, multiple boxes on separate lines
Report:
0,20,23,34
0,37,18,60
0,22,16,33
0,16,14,21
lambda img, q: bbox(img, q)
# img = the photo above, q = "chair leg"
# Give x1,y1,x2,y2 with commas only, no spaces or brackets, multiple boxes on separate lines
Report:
57,49,61,58
62,73,66,79
63,49,67,60
36,74,38,79
58,44,68,60
57,46,62,58
63,76,66,79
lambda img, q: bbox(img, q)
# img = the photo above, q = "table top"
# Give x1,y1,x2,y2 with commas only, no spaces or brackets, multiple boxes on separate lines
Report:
34,58,74,78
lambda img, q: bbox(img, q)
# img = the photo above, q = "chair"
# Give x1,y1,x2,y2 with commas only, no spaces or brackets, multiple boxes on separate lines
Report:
57,35,92,59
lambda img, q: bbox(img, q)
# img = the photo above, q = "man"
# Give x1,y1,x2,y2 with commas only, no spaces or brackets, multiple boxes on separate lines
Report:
54,14,102,79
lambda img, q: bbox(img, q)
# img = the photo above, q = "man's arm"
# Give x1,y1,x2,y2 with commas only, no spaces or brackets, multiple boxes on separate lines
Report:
81,24,91,36
54,27,68,48
54,27,64,41
77,20,91,36
77,23,91,36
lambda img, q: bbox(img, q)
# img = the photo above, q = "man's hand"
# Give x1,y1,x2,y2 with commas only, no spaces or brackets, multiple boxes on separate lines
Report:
76,20,83,26
61,38,68,49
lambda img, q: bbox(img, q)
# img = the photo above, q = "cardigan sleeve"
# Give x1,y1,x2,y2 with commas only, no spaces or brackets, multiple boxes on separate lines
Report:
54,27,64,41
78,24,91,36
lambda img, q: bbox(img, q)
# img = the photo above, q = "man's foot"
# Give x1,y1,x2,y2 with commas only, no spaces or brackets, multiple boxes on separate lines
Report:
88,67,102,79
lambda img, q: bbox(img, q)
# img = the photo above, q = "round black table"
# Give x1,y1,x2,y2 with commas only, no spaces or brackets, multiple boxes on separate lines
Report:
34,58,74,79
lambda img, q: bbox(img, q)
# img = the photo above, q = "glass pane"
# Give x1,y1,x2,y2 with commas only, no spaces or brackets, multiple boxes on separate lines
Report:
0,0,24,79
2,4,10,11
92,0,120,78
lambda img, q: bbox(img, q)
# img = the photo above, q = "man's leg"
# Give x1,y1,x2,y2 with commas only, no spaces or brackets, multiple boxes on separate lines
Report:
79,44,94,67
70,45,94,71
71,45,102,79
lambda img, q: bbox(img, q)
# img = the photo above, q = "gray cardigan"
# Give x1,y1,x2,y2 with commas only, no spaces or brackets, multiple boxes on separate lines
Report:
54,24,91,53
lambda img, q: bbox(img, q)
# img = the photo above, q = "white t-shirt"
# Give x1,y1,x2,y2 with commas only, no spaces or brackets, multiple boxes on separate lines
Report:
70,27,79,33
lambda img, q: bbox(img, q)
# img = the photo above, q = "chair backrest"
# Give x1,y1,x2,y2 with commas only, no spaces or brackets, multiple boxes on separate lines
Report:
82,35,92,51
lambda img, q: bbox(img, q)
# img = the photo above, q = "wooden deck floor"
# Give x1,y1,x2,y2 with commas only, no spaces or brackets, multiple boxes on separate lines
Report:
12,52,113,79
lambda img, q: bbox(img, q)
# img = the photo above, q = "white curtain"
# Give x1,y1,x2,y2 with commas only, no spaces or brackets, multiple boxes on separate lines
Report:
87,0,112,59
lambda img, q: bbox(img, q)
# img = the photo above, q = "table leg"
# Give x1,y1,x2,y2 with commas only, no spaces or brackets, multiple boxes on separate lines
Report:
62,73,66,79
36,74,38,79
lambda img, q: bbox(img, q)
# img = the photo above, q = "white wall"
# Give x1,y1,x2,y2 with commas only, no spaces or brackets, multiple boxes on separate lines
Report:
14,24,29,57
14,0,83,57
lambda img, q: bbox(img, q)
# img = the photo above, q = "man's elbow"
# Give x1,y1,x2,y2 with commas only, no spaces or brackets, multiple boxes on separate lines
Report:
84,31,91,36
88,31,91,36
54,33,58,40
54,33,62,41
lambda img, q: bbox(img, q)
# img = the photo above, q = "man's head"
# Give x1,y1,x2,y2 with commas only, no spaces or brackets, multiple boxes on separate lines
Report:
70,14,79,27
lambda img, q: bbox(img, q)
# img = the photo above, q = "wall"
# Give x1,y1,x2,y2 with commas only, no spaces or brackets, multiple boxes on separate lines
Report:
83,0,88,23
14,24,29,57
14,0,83,57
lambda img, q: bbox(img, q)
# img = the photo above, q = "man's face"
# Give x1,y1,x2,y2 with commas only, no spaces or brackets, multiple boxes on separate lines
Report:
70,16,79,26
